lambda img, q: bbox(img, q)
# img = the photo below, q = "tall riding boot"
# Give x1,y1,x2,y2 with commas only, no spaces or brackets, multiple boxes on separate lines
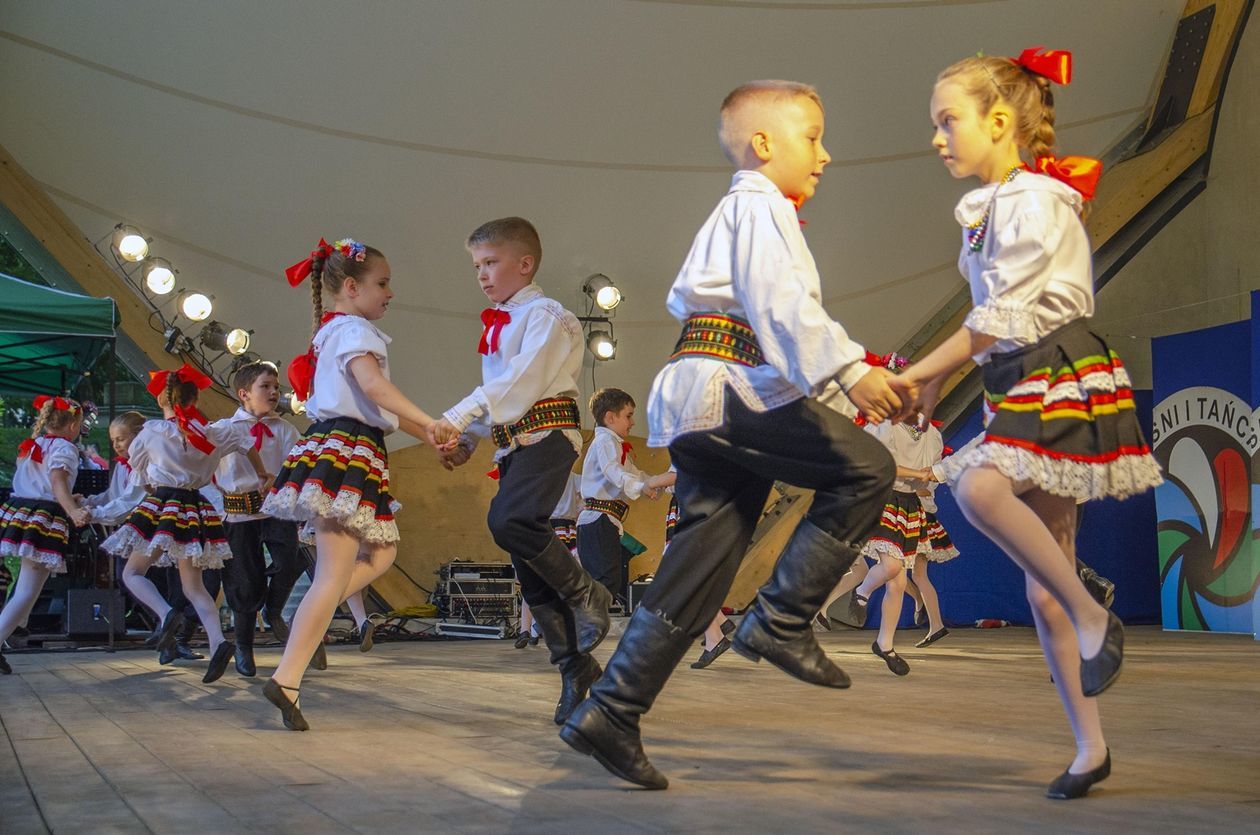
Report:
560,606,692,790
174,614,204,661
234,611,257,677
530,600,602,725
263,577,297,642
732,518,860,688
525,538,611,654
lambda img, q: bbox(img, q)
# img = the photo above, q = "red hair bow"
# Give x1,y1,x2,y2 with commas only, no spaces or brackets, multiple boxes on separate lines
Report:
285,238,336,287
478,308,511,355
146,363,212,398
287,311,345,401
17,437,42,462
1013,47,1072,85
32,395,75,413
172,403,215,454
1024,155,1103,202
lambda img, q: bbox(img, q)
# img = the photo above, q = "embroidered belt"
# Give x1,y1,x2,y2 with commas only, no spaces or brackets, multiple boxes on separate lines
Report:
222,490,264,515
670,313,765,367
491,397,581,449
585,498,630,523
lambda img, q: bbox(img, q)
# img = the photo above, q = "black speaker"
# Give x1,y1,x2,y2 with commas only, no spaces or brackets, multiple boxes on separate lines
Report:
66,588,125,637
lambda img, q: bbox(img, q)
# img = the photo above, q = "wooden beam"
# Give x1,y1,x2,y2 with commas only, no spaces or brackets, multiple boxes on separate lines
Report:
0,141,236,416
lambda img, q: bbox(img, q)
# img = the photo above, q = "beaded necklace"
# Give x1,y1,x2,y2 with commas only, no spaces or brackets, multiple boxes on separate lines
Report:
965,165,1023,253
901,422,925,442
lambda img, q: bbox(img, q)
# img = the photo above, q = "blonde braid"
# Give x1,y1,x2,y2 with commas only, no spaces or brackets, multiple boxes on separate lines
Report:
1026,74,1057,160
30,402,53,439
310,254,326,340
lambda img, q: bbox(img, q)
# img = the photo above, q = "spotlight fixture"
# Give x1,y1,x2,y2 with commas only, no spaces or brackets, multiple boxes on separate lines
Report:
587,330,617,361
198,321,250,355
225,327,251,355
142,257,176,295
583,274,622,312
113,224,149,262
288,391,307,416
163,325,186,355
180,292,213,322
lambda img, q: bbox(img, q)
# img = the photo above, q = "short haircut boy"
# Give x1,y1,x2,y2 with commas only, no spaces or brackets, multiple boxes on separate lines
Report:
589,388,635,427
232,360,280,397
465,216,543,267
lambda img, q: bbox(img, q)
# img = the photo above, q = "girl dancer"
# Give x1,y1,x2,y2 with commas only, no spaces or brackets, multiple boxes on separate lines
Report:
84,411,148,526
262,237,448,730
898,48,1163,798
102,365,266,684
0,396,90,674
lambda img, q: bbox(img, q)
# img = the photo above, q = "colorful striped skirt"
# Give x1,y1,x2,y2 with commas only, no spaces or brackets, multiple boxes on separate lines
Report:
944,320,1164,500
550,517,578,555
262,417,400,545
861,490,923,568
917,511,959,563
101,486,231,569
0,497,73,574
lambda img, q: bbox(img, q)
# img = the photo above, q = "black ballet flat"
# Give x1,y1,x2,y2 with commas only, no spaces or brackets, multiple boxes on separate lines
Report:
359,619,375,653
719,618,736,637
263,677,309,731
527,633,539,646
1080,611,1124,697
690,638,731,669
0,650,11,675
915,627,950,648
155,608,186,652
1046,750,1111,799
871,641,910,676
914,606,928,628
202,641,235,684
513,631,530,649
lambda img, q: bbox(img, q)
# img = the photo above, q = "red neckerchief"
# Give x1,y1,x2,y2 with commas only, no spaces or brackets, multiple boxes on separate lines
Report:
17,434,56,463
249,420,274,451
115,455,132,473
620,441,633,465
169,409,215,455
478,308,511,355
288,312,347,401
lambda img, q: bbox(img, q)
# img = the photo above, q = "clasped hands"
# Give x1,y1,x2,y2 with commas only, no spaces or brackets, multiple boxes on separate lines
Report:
849,366,940,428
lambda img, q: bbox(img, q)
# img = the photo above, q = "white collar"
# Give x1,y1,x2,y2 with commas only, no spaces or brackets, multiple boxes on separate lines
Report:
595,425,625,444
231,407,279,423
499,283,544,310
954,171,1082,226
729,169,788,199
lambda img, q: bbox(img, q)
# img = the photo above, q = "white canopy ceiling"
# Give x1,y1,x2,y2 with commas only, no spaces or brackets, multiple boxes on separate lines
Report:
0,0,1183,441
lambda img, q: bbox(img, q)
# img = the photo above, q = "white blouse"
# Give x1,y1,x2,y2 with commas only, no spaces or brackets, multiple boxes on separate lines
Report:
127,419,253,491
10,436,79,501
305,315,399,433
578,427,648,532
647,170,868,448
444,283,584,462
956,173,1094,365
84,463,146,525
868,421,944,496
211,408,301,522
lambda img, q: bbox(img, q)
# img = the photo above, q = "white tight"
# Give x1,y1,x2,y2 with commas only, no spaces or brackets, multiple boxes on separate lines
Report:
272,518,396,694
122,552,225,653
0,559,52,645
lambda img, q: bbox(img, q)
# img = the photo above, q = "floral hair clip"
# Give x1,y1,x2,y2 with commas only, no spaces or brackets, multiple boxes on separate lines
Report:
334,238,367,262
882,352,909,371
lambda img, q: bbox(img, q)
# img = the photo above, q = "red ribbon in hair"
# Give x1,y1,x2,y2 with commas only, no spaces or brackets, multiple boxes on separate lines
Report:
288,312,346,402
285,238,336,287
146,363,212,398
1024,155,1103,202
620,441,633,465
1012,47,1072,85
478,309,511,355
17,438,42,462
32,395,75,413
249,420,274,451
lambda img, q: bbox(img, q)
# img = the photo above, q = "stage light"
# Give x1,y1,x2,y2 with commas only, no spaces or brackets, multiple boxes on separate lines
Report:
587,330,616,361
142,258,176,294
181,292,213,321
225,328,250,355
583,274,622,312
113,225,149,262
163,325,185,355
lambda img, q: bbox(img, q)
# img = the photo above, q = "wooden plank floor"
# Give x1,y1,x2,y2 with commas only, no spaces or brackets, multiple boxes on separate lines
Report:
1,626,1257,833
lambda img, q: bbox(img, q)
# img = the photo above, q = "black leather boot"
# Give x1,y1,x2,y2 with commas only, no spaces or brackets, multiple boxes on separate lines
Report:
234,611,257,677
525,538,611,654
732,519,859,688
263,577,297,643
530,600,602,725
560,607,692,790
174,613,204,661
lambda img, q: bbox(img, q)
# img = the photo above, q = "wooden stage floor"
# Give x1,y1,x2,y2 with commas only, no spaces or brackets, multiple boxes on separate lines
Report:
1,625,1256,833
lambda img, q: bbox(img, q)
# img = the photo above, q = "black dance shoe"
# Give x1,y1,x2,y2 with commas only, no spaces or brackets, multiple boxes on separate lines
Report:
915,627,950,648
813,611,833,631
155,608,186,652
1046,750,1111,799
719,618,736,637
264,609,290,644
871,641,910,676
158,645,178,665
514,631,530,649
263,677,309,731
690,638,731,669
234,644,257,677
1080,611,1124,697
202,641,236,684
914,605,928,628
359,619,375,653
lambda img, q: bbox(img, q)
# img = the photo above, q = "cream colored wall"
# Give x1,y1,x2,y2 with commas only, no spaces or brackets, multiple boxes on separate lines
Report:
374,431,674,607
1094,18,1260,386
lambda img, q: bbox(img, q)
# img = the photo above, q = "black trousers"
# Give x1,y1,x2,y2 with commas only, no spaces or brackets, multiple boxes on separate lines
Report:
487,432,578,607
643,390,895,635
220,518,303,614
577,515,624,601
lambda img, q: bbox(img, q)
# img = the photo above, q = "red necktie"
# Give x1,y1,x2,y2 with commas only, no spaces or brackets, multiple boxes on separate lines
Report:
249,421,274,451
478,309,511,355
620,441,632,465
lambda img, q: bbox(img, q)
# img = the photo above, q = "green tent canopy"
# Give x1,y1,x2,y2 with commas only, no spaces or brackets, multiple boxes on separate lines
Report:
0,272,118,397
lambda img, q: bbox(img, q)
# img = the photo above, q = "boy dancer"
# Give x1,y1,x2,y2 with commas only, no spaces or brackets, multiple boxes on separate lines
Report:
212,361,303,676
561,81,902,788
577,388,671,603
436,217,611,725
